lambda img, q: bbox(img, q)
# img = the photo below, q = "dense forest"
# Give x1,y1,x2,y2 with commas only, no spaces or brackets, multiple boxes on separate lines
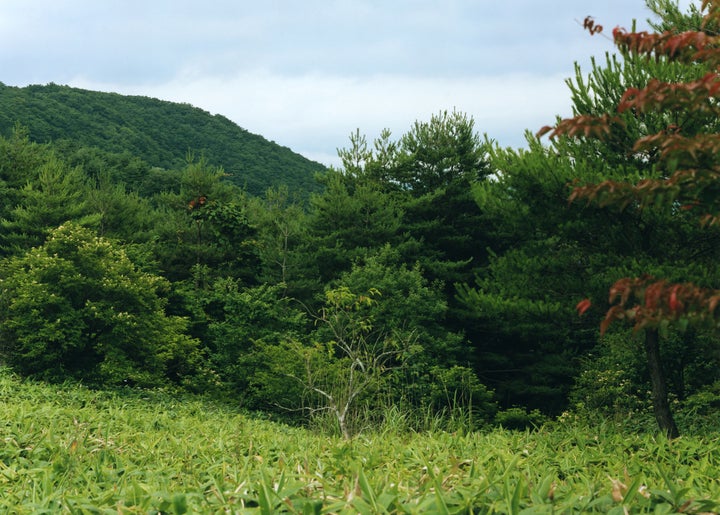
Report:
1,0,720,438
0,82,325,197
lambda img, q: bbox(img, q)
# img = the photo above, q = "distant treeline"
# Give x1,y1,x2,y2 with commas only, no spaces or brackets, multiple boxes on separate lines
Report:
0,82,325,197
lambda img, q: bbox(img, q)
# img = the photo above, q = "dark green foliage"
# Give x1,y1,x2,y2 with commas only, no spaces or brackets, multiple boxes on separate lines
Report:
308,170,403,282
307,127,497,424
0,83,326,197
177,277,307,410
247,185,318,299
676,381,720,434
368,110,488,195
0,153,102,255
59,144,153,189
290,286,417,438
0,223,202,387
570,328,720,426
334,246,465,367
328,247,499,426
456,143,606,412
0,125,53,206
397,177,487,295
0,0,718,432
86,173,161,242
338,111,491,291
494,407,547,430
427,365,498,429
148,158,261,284
188,200,261,282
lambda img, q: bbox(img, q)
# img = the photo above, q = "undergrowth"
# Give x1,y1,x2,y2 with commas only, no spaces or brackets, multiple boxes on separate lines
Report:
0,369,718,513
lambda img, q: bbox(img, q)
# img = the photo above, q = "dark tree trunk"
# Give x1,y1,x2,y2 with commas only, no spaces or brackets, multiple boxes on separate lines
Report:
644,328,680,438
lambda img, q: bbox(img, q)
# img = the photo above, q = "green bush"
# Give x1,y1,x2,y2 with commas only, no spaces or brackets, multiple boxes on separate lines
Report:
674,381,720,433
428,365,497,430
176,274,307,405
494,407,547,430
569,332,649,421
0,223,202,387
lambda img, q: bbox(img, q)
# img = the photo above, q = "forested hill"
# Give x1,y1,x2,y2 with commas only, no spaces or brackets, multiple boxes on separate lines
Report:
0,82,326,196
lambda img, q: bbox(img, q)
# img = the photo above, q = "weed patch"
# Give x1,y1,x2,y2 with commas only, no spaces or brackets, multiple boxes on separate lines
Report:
0,370,718,513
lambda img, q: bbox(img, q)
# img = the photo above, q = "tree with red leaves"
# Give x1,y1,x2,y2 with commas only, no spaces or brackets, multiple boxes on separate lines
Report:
539,0,720,438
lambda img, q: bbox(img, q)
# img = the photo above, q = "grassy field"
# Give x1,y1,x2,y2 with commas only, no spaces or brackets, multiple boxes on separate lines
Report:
1,369,719,514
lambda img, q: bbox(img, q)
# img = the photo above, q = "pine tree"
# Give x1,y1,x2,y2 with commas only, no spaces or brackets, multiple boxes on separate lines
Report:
539,0,720,437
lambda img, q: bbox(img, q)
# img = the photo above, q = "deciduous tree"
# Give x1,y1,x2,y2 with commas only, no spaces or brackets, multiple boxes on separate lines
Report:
0,223,202,387
288,286,409,439
539,0,720,437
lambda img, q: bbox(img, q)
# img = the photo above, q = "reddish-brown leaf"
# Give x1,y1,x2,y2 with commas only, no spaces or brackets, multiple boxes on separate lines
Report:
644,281,665,310
668,285,682,313
708,295,720,314
576,298,592,316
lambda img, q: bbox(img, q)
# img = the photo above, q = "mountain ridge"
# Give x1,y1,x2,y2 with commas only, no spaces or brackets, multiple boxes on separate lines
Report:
0,82,326,196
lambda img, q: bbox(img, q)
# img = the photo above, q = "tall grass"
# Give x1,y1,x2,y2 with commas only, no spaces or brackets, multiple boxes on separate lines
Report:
1,368,719,513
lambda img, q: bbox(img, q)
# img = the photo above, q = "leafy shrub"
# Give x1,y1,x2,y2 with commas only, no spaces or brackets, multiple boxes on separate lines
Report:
494,407,547,430
674,381,720,433
0,223,202,387
682,381,720,417
428,365,497,430
569,327,720,431
176,275,307,405
569,332,649,421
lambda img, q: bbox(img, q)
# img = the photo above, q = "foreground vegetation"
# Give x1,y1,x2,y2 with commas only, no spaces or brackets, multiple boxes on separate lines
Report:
1,371,718,514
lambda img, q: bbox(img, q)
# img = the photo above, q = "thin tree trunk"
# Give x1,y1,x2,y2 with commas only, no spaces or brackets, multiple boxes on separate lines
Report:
644,328,680,438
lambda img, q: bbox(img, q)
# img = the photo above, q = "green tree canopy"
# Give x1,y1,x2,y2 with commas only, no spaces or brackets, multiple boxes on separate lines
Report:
536,0,720,436
0,83,326,197
0,223,201,387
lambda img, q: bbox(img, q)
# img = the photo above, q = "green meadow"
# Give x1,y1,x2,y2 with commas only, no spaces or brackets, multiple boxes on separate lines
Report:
1,369,718,514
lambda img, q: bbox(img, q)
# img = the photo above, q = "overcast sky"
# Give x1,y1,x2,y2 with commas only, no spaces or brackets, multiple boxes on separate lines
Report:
0,1,697,166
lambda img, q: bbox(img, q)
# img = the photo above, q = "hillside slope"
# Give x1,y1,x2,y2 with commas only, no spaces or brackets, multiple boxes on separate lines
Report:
0,82,325,196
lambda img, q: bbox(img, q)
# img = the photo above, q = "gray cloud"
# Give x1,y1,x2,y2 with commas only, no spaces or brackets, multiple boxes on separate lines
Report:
0,0,700,164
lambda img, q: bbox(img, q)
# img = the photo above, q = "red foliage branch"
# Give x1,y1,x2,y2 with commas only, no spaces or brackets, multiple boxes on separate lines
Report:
633,131,720,165
618,72,720,114
569,167,720,226
548,1,720,334
536,114,622,140
597,276,720,334
583,16,604,36
613,28,720,66
537,76,720,142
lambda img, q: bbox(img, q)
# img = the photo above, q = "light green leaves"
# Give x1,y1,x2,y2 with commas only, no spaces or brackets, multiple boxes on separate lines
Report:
0,223,201,386
1,369,719,512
